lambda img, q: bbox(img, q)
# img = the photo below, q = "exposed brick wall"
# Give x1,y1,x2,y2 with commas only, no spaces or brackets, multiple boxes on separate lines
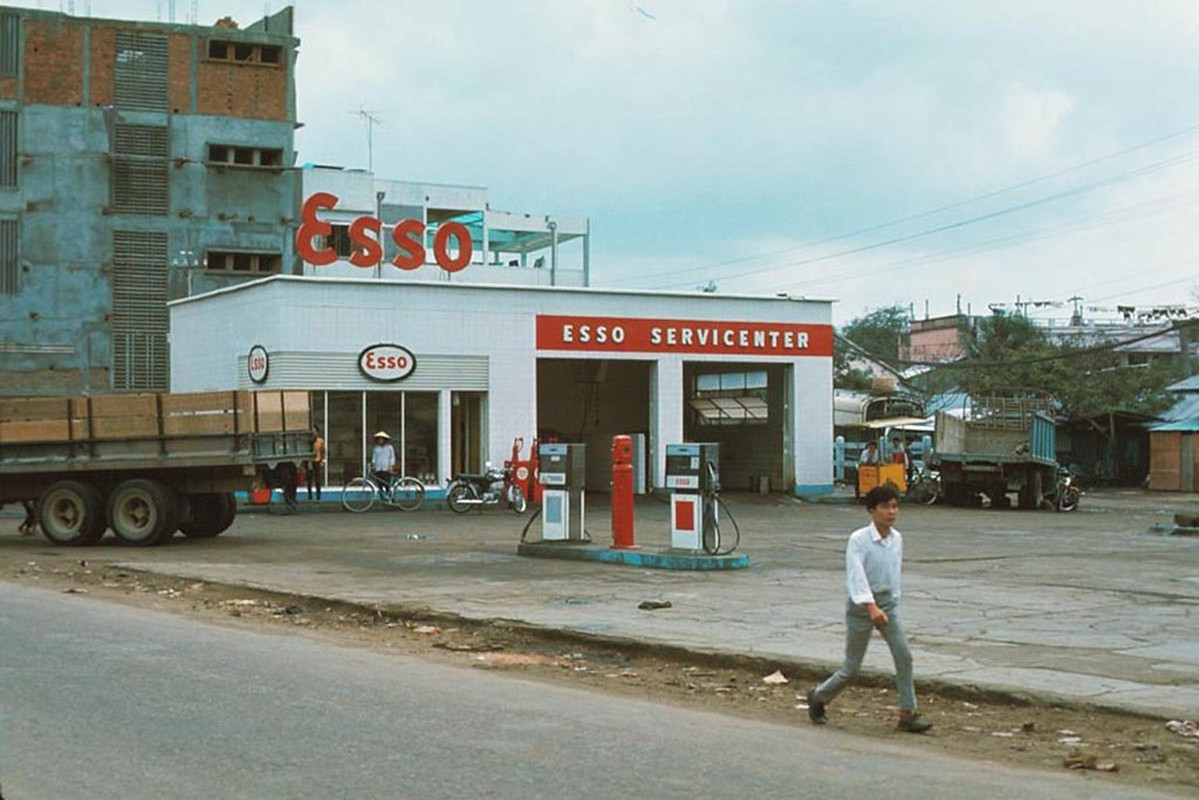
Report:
88,25,115,107
168,32,192,114
0,77,16,100
24,17,85,106
197,61,288,121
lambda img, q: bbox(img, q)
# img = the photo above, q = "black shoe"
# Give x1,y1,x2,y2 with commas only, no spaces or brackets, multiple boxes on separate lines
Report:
806,688,827,725
897,714,932,733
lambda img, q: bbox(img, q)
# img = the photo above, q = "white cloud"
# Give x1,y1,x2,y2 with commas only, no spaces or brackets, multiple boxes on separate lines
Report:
1000,83,1076,161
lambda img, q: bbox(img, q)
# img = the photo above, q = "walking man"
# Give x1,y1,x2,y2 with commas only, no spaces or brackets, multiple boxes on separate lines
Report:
807,482,931,733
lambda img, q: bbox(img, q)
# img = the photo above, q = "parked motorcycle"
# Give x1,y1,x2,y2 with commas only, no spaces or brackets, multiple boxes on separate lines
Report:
446,462,527,514
1050,469,1080,512
906,462,941,506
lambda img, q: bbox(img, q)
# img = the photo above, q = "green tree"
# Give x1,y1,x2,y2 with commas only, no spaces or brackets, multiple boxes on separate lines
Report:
951,312,1178,418
834,305,909,390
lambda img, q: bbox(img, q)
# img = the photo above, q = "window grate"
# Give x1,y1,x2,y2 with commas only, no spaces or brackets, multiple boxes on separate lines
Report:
0,110,16,187
112,231,169,390
114,31,168,111
0,13,19,78
112,124,169,215
0,218,17,295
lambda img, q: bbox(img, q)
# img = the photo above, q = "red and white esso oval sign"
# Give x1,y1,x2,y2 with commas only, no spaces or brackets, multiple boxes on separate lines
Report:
358,344,416,382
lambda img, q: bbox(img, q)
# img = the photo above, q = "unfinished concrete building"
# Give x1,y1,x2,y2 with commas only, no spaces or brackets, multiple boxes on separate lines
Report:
0,4,298,394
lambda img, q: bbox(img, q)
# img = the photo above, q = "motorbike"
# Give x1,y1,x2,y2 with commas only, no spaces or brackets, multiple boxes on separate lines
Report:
446,462,527,514
1049,469,1080,512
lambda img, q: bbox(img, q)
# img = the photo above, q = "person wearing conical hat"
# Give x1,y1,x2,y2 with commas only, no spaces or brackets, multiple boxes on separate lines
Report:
371,430,396,486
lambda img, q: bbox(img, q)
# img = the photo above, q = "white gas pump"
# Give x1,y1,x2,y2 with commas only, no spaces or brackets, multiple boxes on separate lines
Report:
665,443,720,551
538,443,586,541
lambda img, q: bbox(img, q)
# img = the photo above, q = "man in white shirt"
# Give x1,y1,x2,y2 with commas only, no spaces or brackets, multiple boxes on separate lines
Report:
806,482,931,733
370,430,397,486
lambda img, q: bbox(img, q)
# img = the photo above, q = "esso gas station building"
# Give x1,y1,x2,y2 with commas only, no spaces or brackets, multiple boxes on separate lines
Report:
167,168,836,497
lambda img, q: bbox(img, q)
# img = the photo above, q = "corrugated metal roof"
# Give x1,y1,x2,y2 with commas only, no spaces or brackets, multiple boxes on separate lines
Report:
1162,393,1199,423
1166,375,1199,393
1149,419,1199,432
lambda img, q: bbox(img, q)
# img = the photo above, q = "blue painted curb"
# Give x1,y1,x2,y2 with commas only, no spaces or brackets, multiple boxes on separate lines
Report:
517,541,750,570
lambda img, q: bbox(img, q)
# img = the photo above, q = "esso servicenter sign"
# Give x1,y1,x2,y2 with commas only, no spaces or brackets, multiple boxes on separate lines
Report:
358,343,416,382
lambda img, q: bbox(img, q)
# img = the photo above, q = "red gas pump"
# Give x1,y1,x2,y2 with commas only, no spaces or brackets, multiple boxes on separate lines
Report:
611,434,637,549
528,437,542,504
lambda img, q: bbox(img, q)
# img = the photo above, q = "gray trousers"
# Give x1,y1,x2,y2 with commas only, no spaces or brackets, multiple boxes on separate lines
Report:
815,591,916,712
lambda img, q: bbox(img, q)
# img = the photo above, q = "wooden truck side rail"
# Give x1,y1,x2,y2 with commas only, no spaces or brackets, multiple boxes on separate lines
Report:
0,391,311,475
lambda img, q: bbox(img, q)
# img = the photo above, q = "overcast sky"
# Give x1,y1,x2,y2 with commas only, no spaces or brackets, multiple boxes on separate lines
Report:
22,0,1199,324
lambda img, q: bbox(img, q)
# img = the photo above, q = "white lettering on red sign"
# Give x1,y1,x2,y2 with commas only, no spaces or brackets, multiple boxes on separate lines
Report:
541,316,830,357
358,344,417,382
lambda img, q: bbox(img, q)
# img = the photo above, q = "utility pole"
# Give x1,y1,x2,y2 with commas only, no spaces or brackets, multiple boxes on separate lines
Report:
1181,319,1195,378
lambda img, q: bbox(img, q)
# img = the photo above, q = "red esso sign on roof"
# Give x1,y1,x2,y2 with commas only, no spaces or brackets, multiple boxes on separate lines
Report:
296,192,472,273
358,344,416,382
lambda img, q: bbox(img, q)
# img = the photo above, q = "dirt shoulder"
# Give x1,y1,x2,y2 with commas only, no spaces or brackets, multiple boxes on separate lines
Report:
6,555,1196,795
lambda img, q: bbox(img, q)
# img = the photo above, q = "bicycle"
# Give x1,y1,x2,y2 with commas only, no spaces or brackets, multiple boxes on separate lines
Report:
341,471,425,513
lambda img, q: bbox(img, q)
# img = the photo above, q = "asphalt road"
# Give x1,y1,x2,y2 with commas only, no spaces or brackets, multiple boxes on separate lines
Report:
0,582,1179,800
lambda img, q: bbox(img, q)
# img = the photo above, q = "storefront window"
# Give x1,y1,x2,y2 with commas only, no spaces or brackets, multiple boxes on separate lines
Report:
325,391,364,486
366,393,402,467
304,390,442,488
404,393,439,484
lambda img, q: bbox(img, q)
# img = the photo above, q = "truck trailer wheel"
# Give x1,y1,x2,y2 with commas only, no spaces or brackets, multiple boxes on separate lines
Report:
108,479,179,546
179,493,237,538
38,481,107,546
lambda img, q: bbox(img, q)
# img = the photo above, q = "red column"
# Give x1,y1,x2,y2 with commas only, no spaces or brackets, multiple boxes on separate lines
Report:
610,435,637,549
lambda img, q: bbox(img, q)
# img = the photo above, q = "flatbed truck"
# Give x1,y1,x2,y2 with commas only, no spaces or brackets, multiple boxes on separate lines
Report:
0,390,311,546
930,395,1061,509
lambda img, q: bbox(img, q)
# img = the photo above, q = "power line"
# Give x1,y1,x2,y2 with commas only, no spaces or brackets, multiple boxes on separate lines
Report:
772,190,1199,294
630,121,1199,289
647,148,1199,290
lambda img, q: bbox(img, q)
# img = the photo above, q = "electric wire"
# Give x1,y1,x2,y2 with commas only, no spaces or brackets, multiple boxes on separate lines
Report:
633,120,1199,284
772,190,1199,294
647,148,1199,290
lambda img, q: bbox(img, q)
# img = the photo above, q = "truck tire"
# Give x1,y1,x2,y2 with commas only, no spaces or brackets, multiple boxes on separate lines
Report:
108,479,179,546
179,493,237,538
38,480,107,546
1019,469,1044,510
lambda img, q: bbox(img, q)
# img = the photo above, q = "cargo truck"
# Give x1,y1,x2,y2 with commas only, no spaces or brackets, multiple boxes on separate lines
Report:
0,390,312,546
930,395,1063,509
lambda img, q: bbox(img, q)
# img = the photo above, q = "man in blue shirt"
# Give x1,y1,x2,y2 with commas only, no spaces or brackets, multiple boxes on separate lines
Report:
807,482,931,733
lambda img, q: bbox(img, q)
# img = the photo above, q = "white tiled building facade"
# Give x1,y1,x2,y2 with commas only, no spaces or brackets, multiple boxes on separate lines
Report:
169,276,835,495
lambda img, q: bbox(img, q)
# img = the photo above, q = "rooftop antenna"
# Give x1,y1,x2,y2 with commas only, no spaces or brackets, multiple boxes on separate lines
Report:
350,107,384,172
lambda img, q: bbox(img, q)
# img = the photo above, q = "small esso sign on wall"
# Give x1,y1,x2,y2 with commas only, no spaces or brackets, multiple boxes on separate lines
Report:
358,343,416,382
248,345,269,384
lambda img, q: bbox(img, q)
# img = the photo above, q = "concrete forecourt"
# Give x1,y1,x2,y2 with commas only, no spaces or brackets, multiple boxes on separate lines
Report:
6,487,1194,720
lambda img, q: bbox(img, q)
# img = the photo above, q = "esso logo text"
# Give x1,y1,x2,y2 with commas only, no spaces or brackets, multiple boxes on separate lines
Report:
247,345,269,384
296,192,472,273
358,344,416,382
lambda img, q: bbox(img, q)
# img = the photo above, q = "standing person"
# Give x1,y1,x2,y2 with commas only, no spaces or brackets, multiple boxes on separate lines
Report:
890,435,912,483
806,483,931,733
307,425,325,502
18,500,39,536
858,440,879,466
371,431,397,487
